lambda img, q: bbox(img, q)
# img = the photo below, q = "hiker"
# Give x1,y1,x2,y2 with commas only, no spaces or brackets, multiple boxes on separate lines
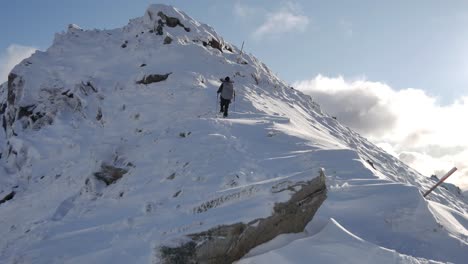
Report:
217,76,235,117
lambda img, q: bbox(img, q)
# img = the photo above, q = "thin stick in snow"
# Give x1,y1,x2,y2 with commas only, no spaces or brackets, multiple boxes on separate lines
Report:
237,41,245,64
423,167,457,197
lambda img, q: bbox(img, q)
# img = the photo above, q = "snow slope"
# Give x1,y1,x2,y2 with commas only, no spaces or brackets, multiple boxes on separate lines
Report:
239,219,442,264
1,4,467,264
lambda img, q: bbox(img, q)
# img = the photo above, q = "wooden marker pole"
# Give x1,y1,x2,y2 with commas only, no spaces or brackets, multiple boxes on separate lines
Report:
423,167,457,197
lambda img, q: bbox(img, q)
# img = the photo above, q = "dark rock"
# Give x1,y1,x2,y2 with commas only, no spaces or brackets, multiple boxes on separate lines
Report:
202,38,223,53
0,103,6,115
157,11,180,28
156,19,164,35
165,17,180,28
5,73,24,133
136,73,172,85
96,107,103,121
30,112,45,123
160,172,327,263
140,64,147,67
0,191,16,205
61,90,74,98
157,11,191,32
209,39,223,52
163,36,173,44
173,190,182,198
7,73,19,105
2,116,6,133
79,81,98,96
17,105,36,120
167,172,176,180
86,81,97,92
94,164,128,185
366,159,376,170
121,43,127,48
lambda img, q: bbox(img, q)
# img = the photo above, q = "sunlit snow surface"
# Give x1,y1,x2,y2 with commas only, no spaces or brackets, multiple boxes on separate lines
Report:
0,4,466,264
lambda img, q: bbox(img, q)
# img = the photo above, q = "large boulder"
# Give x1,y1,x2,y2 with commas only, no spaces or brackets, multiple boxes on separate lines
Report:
159,171,327,263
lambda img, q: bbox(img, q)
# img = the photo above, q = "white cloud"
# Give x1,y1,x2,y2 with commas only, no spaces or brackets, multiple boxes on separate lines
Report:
294,75,468,190
233,1,257,18
252,4,309,39
0,44,37,83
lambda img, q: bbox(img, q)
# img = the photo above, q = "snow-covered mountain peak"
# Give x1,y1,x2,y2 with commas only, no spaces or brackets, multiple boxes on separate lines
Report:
142,4,201,32
1,4,467,264
67,23,83,32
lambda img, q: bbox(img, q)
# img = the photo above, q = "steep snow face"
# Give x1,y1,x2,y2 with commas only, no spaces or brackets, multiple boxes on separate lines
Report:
0,4,467,264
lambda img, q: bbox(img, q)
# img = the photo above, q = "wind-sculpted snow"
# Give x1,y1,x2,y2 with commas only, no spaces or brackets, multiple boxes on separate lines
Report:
0,4,467,264
239,218,444,264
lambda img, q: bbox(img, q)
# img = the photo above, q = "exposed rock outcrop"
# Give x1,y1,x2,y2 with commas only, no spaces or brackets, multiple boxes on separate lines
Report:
202,38,223,53
164,36,173,44
157,11,190,32
7,73,21,105
159,172,327,264
137,73,172,85
0,191,16,205
93,164,128,185
4,73,23,136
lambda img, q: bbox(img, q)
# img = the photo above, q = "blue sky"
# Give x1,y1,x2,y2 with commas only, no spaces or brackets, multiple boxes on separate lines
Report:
2,0,468,103
1,0,468,188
